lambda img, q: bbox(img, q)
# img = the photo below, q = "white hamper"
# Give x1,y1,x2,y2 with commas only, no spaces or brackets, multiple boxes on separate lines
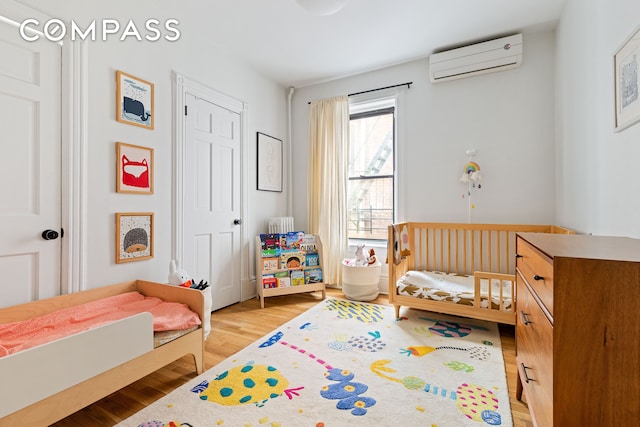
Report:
341,261,381,301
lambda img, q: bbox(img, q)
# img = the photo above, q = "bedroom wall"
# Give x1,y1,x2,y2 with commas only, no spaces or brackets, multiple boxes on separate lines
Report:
291,30,558,230
19,0,289,292
555,0,640,238
291,30,557,293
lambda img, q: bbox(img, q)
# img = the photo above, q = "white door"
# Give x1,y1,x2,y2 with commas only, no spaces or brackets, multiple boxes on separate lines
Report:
183,93,241,311
0,13,62,308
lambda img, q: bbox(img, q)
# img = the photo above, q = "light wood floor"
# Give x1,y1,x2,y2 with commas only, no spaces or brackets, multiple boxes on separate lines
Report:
52,289,532,426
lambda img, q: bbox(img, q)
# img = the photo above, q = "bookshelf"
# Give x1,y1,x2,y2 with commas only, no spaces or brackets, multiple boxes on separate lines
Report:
255,233,326,308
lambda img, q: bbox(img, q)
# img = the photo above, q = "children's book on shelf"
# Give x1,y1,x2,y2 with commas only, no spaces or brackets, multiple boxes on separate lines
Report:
260,233,281,257
304,267,323,284
262,276,277,289
290,270,305,286
300,234,317,253
262,257,279,271
285,231,305,250
305,252,319,267
275,271,291,288
280,250,305,269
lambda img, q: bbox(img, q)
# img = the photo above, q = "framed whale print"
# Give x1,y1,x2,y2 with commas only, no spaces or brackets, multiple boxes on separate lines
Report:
116,142,154,194
116,70,154,130
116,212,154,263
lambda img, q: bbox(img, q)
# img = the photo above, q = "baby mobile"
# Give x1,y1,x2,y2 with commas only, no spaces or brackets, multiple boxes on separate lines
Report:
460,149,482,223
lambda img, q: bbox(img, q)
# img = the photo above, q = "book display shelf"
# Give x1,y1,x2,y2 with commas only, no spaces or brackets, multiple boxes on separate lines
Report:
255,232,326,308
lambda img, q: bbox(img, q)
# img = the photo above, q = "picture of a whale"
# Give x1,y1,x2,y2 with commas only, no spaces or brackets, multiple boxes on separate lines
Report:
123,96,151,121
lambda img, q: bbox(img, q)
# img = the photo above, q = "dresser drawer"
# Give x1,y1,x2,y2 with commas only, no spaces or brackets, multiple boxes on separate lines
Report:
516,279,553,427
516,237,554,317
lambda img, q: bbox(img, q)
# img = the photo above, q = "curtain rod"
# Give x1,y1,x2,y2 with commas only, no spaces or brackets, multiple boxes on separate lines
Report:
307,81,413,104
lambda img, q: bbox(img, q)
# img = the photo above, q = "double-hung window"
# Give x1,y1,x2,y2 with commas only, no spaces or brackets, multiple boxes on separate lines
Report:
347,99,395,241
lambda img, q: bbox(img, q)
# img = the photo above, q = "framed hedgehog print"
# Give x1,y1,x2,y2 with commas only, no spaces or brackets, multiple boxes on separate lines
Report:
116,70,154,130
116,212,154,263
116,142,154,194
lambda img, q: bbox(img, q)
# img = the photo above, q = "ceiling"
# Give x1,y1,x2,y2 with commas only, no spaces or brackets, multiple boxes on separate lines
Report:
17,0,567,88
181,0,567,87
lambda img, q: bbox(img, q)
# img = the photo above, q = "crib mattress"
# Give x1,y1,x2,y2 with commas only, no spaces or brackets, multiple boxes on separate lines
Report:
396,270,513,311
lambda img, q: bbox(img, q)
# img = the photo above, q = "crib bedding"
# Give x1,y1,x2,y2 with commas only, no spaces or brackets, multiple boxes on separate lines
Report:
396,270,513,311
0,291,201,356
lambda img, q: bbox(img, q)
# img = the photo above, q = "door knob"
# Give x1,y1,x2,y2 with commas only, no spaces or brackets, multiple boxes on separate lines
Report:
42,229,60,240
233,219,242,225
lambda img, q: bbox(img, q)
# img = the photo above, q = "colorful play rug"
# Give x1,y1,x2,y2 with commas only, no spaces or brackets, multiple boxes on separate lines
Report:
118,297,513,427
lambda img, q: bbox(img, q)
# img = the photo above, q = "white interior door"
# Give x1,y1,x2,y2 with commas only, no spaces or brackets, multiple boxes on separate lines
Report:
183,93,241,311
0,13,62,308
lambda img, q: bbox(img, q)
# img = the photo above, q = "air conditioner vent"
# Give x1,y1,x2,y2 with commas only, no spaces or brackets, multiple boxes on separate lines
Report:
429,34,523,83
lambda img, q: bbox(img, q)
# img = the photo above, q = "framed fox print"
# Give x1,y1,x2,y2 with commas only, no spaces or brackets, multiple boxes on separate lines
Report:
116,142,154,194
116,70,154,130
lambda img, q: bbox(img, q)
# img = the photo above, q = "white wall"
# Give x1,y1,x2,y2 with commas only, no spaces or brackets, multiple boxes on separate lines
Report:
22,0,289,291
556,0,640,237
291,30,559,230
22,0,640,297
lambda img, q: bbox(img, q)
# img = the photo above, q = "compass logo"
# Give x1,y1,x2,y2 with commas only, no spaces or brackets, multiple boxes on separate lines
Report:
19,18,180,42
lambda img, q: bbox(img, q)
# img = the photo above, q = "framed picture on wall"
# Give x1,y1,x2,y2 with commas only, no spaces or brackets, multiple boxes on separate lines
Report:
116,70,154,130
116,142,154,194
614,25,640,131
116,212,154,263
257,132,283,192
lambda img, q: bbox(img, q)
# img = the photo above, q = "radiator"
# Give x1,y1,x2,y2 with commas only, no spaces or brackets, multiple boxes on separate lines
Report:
268,217,295,234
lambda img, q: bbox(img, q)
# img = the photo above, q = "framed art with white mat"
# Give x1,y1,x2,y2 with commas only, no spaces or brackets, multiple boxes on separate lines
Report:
614,25,640,131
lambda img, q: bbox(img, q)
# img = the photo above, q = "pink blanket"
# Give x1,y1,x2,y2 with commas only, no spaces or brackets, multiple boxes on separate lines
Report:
0,291,201,357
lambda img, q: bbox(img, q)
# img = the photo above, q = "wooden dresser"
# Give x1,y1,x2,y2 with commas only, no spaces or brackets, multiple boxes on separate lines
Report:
515,232,640,426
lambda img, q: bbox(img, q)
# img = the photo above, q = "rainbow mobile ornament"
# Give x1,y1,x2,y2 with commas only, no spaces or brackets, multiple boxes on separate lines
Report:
459,149,482,223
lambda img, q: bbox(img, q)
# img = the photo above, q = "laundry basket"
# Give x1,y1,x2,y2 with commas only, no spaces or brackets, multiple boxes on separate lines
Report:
341,261,381,301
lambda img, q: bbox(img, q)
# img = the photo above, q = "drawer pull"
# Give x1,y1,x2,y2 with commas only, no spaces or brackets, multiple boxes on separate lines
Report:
521,363,535,383
520,311,532,325
533,274,544,281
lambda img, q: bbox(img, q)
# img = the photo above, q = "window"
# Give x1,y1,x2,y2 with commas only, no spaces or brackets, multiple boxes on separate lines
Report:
348,101,395,240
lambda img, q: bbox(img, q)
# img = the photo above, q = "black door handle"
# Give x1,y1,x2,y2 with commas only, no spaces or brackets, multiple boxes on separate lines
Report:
233,219,242,225
42,229,59,240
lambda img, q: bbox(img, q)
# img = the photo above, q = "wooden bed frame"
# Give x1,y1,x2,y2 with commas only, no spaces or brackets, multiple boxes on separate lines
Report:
0,279,205,426
387,222,574,324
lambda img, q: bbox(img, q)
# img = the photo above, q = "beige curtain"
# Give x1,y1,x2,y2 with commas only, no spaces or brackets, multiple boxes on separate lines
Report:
307,95,349,286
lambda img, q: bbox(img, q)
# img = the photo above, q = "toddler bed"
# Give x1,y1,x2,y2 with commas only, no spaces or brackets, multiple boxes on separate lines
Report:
388,222,573,324
0,279,206,426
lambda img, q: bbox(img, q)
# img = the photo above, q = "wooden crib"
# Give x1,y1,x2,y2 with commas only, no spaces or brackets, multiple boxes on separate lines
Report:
387,222,574,324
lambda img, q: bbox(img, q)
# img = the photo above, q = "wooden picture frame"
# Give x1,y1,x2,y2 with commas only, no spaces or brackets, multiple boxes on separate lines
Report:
116,142,154,194
257,132,283,192
614,25,640,131
116,212,154,263
116,70,154,130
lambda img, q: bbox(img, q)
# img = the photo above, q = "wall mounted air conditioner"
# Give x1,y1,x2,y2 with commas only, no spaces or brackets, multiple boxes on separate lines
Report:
429,34,523,83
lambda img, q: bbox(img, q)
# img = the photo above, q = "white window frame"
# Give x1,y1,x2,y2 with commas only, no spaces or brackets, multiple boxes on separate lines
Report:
348,88,406,244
